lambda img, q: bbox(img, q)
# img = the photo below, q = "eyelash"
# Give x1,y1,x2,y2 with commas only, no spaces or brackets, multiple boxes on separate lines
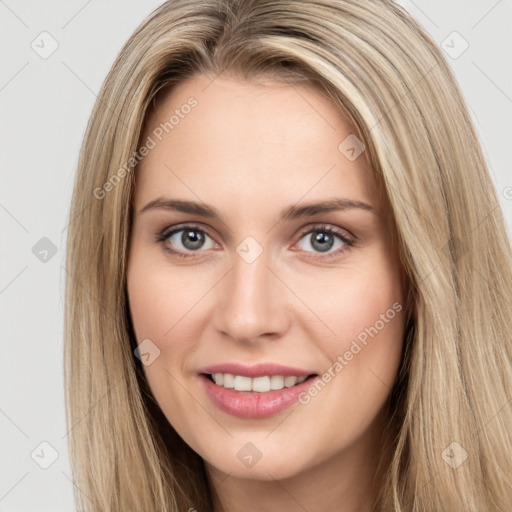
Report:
156,223,356,261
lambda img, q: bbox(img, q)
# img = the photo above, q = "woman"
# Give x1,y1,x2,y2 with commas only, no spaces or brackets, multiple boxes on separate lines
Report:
64,0,512,510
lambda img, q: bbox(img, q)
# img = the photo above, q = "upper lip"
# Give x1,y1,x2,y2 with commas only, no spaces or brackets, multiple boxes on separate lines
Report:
199,362,317,378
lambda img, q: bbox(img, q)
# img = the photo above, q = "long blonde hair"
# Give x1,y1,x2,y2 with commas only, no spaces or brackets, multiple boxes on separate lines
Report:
64,1,512,510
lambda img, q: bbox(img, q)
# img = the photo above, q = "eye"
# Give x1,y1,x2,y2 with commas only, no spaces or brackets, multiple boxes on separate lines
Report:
156,222,355,261
158,224,217,258
294,223,355,260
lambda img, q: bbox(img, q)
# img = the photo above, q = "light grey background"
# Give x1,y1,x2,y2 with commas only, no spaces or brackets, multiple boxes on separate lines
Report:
0,1,511,510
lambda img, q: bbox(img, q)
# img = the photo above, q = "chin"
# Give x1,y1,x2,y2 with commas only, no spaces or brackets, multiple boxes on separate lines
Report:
201,439,315,481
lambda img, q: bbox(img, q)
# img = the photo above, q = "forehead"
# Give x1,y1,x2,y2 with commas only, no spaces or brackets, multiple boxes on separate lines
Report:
135,73,379,213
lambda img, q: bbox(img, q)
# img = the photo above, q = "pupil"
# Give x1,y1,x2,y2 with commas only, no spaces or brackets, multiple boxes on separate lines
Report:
311,231,333,252
182,229,204,250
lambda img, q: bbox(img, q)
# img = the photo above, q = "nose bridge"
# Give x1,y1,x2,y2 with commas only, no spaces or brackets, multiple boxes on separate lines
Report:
232,248,270,306
213,242,288,342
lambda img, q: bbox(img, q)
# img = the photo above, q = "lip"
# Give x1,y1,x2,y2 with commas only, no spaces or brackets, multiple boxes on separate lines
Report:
199,362,315,378
199,372,319,419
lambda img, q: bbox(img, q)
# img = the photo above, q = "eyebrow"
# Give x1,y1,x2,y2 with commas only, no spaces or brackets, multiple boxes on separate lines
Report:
140,197,375,220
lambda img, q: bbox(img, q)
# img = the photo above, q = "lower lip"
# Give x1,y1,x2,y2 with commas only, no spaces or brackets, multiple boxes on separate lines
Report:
200,374,318,419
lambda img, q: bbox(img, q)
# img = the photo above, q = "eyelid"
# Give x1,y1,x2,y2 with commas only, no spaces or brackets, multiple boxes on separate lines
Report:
158,222,355,244
295,222,355,245
290,222,356,261
153,222,215,259
156,221,357,260
157,222,218,244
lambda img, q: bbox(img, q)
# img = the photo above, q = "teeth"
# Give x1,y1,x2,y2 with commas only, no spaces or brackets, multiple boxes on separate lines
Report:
233,375,252,391
221,373,234,388
252,376,270,392
284,376,297,387
270,375,284,390
211,373,309,392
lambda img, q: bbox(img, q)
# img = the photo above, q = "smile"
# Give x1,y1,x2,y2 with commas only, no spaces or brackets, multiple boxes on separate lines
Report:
206,373,310,392
200,372,319,419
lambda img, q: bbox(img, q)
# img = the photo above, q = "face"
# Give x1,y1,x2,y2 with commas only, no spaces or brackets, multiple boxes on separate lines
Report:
127,72,406,482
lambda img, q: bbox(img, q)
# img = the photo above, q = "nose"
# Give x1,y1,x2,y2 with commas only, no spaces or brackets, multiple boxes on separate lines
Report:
211,246,291,344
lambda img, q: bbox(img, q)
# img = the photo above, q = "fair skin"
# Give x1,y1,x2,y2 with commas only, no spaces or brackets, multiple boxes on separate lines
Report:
127,72,406,512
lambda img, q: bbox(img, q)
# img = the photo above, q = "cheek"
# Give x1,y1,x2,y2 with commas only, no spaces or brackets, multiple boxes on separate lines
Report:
126,257,201,421
126,252,217,417
127,254,207,344
293,265,405,442
301,257,405,384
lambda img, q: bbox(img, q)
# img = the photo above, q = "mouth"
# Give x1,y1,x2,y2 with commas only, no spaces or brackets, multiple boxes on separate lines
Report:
201,372,318,393
199,371,320,418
